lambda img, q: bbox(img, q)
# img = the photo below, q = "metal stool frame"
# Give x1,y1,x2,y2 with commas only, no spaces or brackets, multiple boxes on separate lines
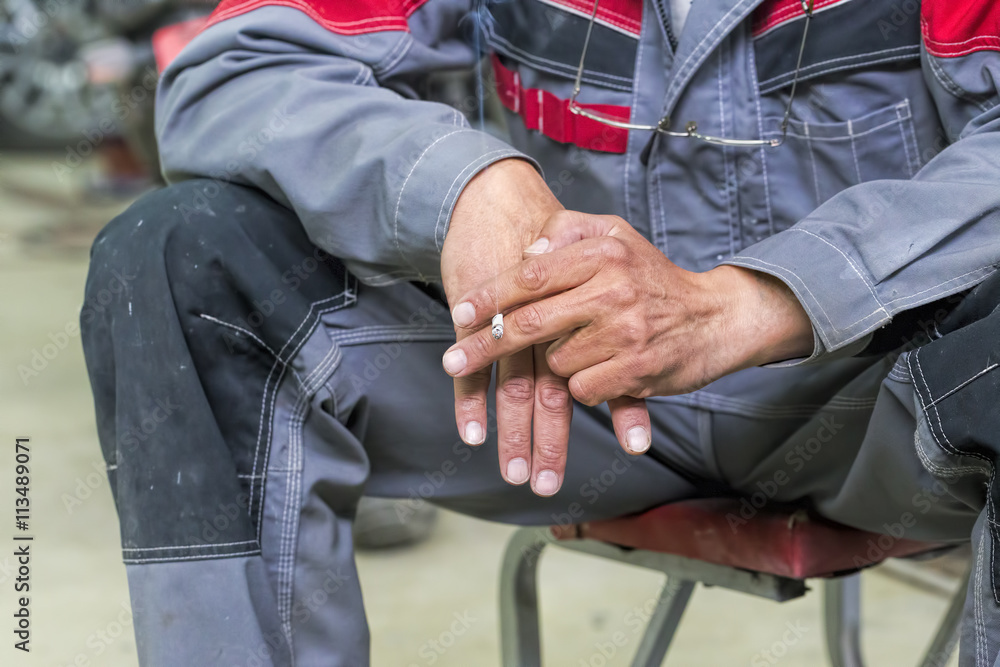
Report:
499,527,970,667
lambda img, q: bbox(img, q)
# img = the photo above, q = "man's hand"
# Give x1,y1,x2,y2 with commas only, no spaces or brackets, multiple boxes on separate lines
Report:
441,158,578,496
443,210,815,406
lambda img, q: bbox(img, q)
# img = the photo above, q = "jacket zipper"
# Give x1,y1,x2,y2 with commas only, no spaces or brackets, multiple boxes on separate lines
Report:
653,0,680,51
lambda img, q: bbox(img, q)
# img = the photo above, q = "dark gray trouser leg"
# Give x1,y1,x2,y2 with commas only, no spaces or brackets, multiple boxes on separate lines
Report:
82,180,709,666
710,352,979,542
85,179,999,667
907,273,1000,667
713,272,1000,667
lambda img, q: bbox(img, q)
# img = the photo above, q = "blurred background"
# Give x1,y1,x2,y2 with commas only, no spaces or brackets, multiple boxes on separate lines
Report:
0,1,971,664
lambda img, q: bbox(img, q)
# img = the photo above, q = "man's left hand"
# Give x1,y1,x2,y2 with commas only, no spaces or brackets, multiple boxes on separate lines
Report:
442,211,815,407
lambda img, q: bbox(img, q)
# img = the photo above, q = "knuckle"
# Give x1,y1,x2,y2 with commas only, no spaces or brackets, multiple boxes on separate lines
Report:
476,290,494,316
551,209,574,228
618,315,644,345
546,349,568,377
616,278,639,304
621,355,649,383
536,382,572,412
568,376,599,407
596,236,626,262
516,259,548,292
467,333,493,360
532,439,565,466
501,428,532,451
456,391,487,413
499,375,534,403
513,303,545,335
615,365,647,397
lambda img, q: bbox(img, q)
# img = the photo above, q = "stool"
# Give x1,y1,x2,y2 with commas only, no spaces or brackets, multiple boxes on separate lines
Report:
499,499,971,666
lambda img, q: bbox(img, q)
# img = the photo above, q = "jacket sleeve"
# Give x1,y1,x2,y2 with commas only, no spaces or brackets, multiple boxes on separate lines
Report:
155,0,531,286
725,1,1000,361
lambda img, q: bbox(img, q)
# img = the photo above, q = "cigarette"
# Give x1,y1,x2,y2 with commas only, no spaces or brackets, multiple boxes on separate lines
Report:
491,313,504,340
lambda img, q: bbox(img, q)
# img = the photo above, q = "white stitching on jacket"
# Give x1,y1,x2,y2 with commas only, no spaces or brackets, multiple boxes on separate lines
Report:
758,45,919,90
747,40,775,236
434,148,520,252
393,128,474,275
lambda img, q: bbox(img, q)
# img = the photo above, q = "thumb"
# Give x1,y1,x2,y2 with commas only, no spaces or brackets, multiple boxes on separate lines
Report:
523,211,627,258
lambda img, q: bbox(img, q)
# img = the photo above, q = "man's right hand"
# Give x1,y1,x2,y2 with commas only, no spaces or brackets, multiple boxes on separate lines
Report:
441,159,569,496
440,159,649,497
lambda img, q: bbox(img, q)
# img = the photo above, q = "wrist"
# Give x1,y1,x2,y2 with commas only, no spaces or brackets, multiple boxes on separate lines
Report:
441,158,562,305
709,265,815,369
448,158,562,249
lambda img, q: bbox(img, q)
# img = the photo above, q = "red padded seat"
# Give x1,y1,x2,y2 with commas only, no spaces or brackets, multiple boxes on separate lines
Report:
553,499,946,579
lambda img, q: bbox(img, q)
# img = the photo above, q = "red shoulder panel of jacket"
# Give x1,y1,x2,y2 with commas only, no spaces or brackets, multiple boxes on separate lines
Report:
751,0,850,38
204,0,429,35
153,16,210,72
922,0,1000,58
539,0,641,37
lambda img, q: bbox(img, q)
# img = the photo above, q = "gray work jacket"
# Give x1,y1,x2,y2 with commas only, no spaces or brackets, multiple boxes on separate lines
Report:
155,0,1000,425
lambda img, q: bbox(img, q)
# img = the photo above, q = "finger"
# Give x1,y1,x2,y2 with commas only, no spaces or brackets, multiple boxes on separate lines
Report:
443,285,599,378
450,316,492,445
450,235,624,331
608,396,651,455
452,364,491,446
523,210,627,257
529,345,572,496
496,349,535,486
567,359,639,407
544,325,614,378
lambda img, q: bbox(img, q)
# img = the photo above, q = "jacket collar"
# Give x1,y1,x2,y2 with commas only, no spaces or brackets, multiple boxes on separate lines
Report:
661,0,765,119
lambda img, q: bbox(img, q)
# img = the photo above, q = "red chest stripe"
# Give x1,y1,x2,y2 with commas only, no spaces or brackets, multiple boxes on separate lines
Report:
922,0,1000,58
204,0,429,35
492,55,630,153
751,0,850,38
153,17,210,72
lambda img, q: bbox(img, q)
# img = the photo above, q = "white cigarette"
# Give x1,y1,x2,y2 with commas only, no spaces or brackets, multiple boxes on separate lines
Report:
491,313,504,340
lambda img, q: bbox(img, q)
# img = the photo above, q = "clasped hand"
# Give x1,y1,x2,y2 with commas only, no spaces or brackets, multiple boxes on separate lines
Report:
439,161,812,498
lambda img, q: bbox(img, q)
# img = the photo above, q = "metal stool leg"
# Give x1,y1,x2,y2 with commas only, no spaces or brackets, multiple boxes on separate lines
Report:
918,562,972,667
499,528,551,667
631,578,696,667
824,574,865,667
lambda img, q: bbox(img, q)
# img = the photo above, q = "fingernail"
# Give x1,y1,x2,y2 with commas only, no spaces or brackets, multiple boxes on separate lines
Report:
464,421,485,445
506,458,529,484
626,426,650,454
524,237,550,254
534,470,560,496
452,302,475,327
442,349,467,375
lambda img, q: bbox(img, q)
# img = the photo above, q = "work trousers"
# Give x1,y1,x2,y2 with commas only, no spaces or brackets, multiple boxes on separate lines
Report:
81,180,999,666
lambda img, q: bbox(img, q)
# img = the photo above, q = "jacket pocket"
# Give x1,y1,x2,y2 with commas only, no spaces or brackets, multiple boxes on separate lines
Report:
761,99,921,227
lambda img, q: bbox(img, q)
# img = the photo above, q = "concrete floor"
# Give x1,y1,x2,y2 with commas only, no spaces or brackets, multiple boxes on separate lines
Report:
0,154,963,666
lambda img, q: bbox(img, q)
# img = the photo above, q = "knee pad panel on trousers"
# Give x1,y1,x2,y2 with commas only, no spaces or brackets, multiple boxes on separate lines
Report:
81,180,357,562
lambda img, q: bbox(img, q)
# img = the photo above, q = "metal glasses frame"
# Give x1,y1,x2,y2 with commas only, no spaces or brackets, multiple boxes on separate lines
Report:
567,0,816,147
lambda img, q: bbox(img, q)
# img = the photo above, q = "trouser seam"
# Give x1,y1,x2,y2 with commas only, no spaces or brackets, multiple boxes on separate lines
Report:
198,313,281,362
276,339,345,656
122,549,262,564
910,349,998,614
976,524,988,666
251,269,358,541
123,539,258,552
